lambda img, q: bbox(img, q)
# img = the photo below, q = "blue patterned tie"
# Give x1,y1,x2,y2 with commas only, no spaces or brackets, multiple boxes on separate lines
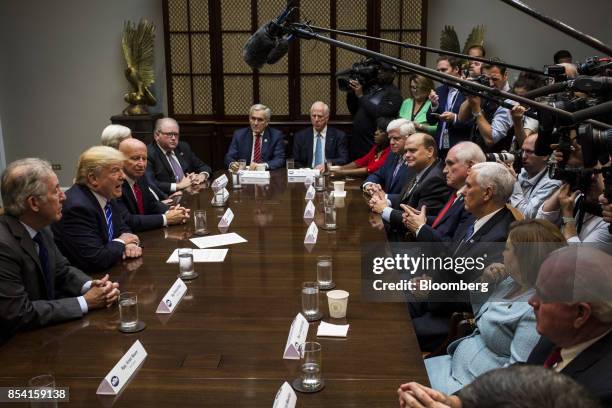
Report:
33,233,54,299
314,133,323,167
104,202,114,241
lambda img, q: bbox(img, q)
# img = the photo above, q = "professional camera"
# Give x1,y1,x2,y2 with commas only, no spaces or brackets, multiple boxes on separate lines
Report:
485,151,515,164
336,58,381,92
576,56,612,76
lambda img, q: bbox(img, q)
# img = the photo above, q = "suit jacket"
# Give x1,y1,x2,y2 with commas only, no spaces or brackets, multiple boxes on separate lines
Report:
388,161,452,231
117,178,169,232
426,84,472,151
0,215,90,342
224,127,285,170
363,152,413,195
292,127,349,168
527,332,612,407
147,141,212,194
417,195,473,243
51,184,131,273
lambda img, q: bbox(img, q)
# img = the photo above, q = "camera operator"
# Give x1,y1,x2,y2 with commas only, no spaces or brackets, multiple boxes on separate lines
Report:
346,60,403,161
509,134,562,219
458,61,514,153
509,73,545,147
466,45,486,78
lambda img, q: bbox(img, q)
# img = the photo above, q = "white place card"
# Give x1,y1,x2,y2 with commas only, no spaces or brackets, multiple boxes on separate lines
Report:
239,170,270,179
156,278,187,314
190,232,247,249
273,382,297,408
212,174,228,191
283,313,309,359
218,208,235,228
210,188,229,205
317,321,350,338
96,340,147,395
304,221,318,244
166,248,228,263
305,185,316,200
303,200,315,219
287,168,320,178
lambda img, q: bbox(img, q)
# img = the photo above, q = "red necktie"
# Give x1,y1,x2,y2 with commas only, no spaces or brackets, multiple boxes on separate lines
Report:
133,183,145,215
432,192,457,229
253,133,262,163
543,347,563,368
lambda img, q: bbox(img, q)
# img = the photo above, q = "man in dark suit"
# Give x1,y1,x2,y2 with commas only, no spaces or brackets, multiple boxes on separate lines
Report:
426,56,472,158
225,104,285,170
292,101,349,169
369,133,451,236
0,159,119,343
402,141,485,242
52,146,142,273
527,246,612,407
117,138,190,232
147,117,212,195
362,118,413,195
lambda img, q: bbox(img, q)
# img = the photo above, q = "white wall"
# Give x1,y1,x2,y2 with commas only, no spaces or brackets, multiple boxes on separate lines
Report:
426,0,612,80
0,0,166,185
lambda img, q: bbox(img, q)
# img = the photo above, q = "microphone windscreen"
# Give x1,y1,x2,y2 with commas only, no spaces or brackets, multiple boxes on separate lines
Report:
243,24,276,69
266,38,289,65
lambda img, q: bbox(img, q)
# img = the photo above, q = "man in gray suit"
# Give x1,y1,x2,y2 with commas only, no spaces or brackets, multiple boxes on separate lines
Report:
0,158,119,343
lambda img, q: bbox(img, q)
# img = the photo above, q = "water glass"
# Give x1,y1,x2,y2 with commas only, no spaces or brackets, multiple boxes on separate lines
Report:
314,174,326,192
300,342,322,390
238,159,247,171
301,282,319,319
286,158,295,170
324,202,337,230
119,292,138,330
316,255,333,289
214,189,225,206
178,248,195,278
28,374,56,408
193,210,208,235
232,172,242,189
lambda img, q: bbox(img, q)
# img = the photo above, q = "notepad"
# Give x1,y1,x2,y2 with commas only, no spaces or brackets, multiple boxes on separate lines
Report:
316,321,349,338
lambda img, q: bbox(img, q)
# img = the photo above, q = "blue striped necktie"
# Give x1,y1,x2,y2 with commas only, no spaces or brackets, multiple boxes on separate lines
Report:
104,202,114,240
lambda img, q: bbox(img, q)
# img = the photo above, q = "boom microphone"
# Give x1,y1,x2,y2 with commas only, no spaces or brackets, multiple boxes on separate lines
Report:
243,1,296,69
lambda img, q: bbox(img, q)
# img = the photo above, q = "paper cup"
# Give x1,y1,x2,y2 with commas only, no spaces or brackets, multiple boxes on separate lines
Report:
333,181,345,194
326,290,349,318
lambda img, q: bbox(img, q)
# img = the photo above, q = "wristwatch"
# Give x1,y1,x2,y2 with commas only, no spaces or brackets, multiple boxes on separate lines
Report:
561,216,576,224
472,110,482,118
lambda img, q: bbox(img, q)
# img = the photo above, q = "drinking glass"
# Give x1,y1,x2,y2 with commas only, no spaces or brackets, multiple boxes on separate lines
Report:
301,282,319,320
119,292,138,330
300,342,322,390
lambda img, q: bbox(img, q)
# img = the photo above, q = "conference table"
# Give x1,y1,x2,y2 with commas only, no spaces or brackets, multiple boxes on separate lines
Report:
0,170,428,407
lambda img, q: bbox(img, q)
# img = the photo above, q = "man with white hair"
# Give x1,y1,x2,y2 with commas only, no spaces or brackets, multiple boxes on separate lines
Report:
225,104,285,170
292,101,348,169
52,146,142,273
100,124,132,149
362,118,414,195
0,159,119,343
527,245,612,406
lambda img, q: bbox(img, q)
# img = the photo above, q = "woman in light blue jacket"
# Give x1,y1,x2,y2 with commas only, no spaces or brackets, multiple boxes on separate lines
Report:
425,219,566,394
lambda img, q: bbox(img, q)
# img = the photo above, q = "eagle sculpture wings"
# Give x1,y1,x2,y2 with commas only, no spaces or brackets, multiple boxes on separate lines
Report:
122,20,157,115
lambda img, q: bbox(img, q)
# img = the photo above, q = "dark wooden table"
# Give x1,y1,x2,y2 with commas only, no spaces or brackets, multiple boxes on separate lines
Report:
0,170,428,407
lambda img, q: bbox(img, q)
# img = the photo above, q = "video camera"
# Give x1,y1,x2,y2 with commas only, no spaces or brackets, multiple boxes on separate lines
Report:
336,58,381,92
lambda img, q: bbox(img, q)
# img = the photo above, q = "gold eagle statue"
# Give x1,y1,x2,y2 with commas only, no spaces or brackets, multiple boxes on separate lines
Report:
440,25,486,70
121,20,157,115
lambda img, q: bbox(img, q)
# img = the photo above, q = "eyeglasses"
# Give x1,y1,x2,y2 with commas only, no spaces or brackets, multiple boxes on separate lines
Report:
159,131,179,138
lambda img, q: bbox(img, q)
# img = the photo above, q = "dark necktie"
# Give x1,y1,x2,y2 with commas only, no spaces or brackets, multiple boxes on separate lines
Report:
167,151,185,181
432,193,457,228
133,183,145,214
33,233,54,299
453,220,475,255
391,160,402,181
104,202,114,241
543,347,563,368
253,133,262,163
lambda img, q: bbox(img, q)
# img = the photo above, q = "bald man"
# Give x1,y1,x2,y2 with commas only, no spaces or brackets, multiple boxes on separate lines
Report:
117,138,190,232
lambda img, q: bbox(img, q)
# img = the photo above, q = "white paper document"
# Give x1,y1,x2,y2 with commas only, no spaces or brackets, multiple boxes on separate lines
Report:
317,321,350,338
303,200,315,219
218,208,235,228
212,174,229,191
273,382,297,408
156,278,188,314
305,185,316,200
304,221,318,244
96,340,147,395
283,313,309,359
166,248,228,263
190,232,247,249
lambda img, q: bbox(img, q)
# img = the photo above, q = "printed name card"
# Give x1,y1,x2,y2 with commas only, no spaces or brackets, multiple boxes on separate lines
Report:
283,313,309,359
210,188,229,205
304,221,319,244
305,185,316,200
303,200,315,219
273,382,297,408
156,278,188,314
287,168,320,178
218,208,235,228
97,340,147,395
212,174,228,191
239,170,270,179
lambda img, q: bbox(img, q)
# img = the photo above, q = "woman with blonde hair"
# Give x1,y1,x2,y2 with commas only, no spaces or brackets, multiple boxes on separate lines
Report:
399,75,437,136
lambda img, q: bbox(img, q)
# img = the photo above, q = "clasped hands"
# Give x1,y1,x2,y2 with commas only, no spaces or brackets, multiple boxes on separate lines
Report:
400,204,427,234
177,172,208,190
166,205,191,225
398,382,460,408
84,274,120,310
